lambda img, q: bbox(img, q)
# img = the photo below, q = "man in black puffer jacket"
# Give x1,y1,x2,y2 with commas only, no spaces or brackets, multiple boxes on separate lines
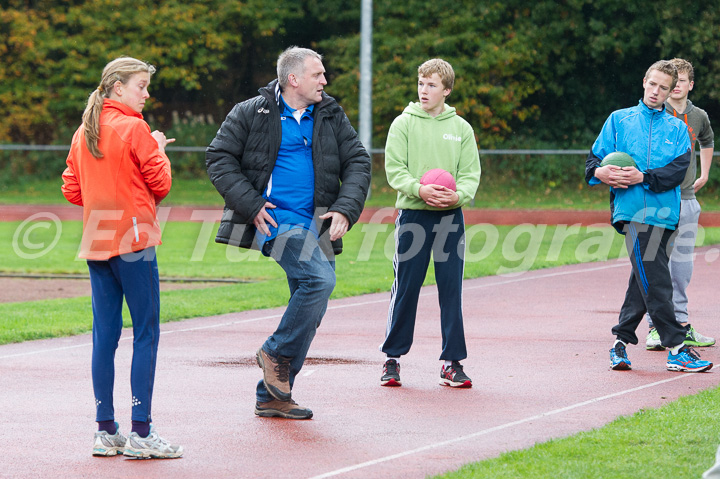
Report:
206,46,371,420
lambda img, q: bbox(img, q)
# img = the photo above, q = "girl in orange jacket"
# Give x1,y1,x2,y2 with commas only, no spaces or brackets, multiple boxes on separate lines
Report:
61,56,182,459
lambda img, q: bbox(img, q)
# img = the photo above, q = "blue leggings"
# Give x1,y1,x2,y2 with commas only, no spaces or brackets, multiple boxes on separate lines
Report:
88,247,160,423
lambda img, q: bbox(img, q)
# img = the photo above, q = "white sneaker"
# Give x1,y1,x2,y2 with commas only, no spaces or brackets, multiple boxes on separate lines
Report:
685,326,716,347
92,422,126,456
123,426,183,459
645,328,665,351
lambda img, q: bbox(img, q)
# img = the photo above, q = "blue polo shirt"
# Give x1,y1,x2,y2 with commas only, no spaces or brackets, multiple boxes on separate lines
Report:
257,95,318,250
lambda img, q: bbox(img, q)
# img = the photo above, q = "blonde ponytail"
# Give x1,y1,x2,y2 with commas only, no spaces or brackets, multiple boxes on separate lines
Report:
81,57,157,159
82,89,105,158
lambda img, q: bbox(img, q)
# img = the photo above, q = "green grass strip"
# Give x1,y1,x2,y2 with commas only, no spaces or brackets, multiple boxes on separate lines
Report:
434,385,720,478
0,176,610,210
5,176,720,210
3,221,720,346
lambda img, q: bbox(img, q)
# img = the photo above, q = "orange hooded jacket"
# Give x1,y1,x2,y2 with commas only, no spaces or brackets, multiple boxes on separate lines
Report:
61,99,172,260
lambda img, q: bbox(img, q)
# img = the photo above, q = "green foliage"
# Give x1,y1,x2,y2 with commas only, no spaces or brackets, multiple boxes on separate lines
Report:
0,111,217,183
0,0,298,142
2,0,720,167
316,0,720,149
158,110,220,179
656,3,720,107
319,1,548,148
0,7,55,142
0,149,67,184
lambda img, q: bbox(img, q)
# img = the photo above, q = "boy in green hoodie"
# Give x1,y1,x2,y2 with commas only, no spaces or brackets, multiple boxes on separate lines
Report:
380,59,481,388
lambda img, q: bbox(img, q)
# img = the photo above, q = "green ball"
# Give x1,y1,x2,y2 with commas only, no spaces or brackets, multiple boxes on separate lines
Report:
600,152,637,168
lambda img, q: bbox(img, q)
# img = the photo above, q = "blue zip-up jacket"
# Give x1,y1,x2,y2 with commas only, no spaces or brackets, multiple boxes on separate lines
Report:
585,100,691,232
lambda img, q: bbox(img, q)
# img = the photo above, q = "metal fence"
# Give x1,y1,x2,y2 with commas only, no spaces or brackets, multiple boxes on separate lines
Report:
0,144,594,155
0,144,207,153
3,144,717,157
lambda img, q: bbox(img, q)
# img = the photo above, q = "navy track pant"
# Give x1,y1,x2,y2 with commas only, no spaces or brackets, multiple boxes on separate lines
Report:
381,208,468,361
612,222,686,348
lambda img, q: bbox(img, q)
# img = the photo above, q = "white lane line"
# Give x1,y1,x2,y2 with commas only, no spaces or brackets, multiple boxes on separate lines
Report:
161,312,284,335
323,261,628,310
463,261,627,291
0,261,627,360
0,341,94,359
0,314,285,359
307,373,695,479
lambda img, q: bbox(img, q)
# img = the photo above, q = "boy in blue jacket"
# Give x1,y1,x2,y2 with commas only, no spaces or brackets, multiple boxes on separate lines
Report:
585,60,712,373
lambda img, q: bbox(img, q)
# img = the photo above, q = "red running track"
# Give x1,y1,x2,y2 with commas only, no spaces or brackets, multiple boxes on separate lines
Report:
1,248,720,478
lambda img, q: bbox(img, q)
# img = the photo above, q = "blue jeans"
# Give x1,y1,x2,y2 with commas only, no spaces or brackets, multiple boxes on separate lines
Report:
88,247,160,423
256,228,336,403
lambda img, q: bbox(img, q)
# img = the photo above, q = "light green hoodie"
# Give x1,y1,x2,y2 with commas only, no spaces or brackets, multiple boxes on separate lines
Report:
385,102,481,210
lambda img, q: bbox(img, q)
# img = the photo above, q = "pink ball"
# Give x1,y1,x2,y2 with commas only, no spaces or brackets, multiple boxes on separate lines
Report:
420,168,456,191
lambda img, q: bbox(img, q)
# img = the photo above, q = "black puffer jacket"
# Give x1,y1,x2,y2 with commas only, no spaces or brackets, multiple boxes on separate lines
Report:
206,80,371,254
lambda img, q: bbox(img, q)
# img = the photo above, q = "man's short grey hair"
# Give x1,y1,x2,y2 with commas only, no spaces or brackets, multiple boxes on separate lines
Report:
277,46,323,89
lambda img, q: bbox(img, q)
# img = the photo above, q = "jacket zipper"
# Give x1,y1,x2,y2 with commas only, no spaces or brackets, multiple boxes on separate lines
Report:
132,217,139,242
644,112,654,223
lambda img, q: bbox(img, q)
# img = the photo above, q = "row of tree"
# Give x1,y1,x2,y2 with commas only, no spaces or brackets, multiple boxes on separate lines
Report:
3,0,720,149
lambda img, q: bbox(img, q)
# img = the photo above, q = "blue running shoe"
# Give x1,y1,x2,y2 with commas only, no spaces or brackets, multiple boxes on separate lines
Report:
610,342,631,370
667,345,713,372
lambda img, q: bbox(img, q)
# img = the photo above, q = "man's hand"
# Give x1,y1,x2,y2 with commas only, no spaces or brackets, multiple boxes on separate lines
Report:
253,202,277,236
419,184,459,208
319,211,349,241
594,165,643,189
